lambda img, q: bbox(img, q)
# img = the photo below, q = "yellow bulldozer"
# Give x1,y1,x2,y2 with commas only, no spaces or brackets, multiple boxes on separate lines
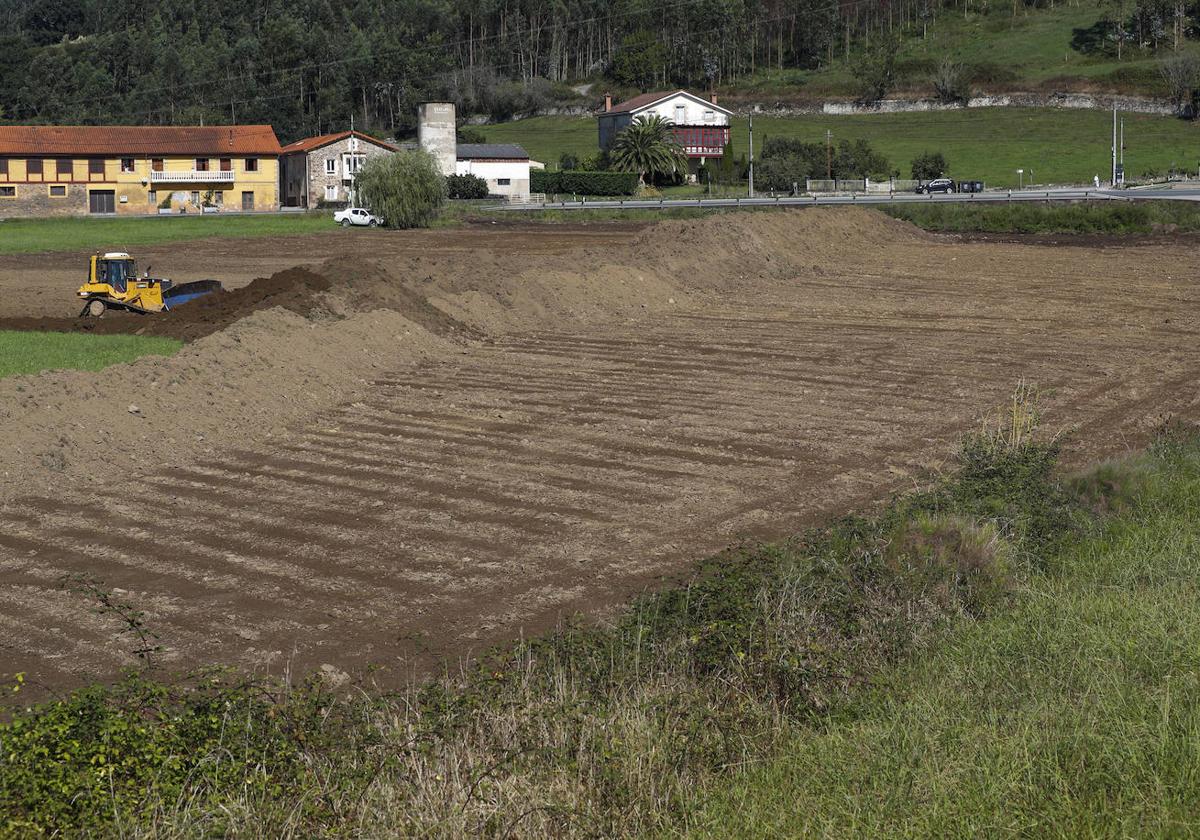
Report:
77,252,222,317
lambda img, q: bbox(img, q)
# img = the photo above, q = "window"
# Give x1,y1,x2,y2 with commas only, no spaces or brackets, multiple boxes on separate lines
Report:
214,190,224,206
324,185,338,201
0,186,14,197
325,159,337,175
497,178,511,186
195,158,209,171
0,158,7,177
190,191,200,207
48,185,66,197
151,158,164,172
56,159,72,178
148,189,157,205
27,159,43,178
675,104,686,123
88,158,105,178
120,158,134,173
219,158,232,172
344,154,364,175
244,158,259,172
241,191,254,210
703,110,715,123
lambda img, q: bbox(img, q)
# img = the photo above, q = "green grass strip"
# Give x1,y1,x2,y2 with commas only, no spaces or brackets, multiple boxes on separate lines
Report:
0,213,336,256
0,330,181,379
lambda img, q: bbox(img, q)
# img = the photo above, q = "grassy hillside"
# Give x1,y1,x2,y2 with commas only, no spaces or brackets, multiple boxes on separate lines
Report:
730,0,1193,99
688,433,1200,836
481,107,1200,187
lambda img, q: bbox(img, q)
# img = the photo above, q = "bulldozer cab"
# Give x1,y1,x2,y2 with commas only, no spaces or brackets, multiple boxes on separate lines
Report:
93,254,135,293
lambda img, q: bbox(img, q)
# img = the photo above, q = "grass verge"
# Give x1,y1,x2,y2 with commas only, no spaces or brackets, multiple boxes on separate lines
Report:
0,330,181,379
882,199,1200,233
0,391,1194,836
0,213,335,255
685,426,1200,836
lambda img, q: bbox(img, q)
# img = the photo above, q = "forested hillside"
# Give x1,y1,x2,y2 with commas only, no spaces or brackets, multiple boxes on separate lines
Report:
0,0,1195,142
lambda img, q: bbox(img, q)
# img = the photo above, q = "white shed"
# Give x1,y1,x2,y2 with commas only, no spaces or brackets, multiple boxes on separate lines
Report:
455,143,531,200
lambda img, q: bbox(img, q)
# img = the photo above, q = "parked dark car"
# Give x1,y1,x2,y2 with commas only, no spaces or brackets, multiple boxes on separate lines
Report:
915,178,956,194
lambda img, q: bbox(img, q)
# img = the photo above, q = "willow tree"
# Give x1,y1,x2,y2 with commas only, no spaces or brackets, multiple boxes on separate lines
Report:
609,115,689,186
354,149,447,229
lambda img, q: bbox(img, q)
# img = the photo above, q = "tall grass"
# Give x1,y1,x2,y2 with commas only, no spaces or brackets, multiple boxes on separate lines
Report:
3,388,1189,837
685,426,1200,837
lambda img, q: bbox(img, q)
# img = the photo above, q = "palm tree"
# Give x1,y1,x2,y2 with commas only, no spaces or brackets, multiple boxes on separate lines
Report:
609,115,690,186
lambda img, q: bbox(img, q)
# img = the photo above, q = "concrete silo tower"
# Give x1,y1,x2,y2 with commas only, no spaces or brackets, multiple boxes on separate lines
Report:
418,102,457,176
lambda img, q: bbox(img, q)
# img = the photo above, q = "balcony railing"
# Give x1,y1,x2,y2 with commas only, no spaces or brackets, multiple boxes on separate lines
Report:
149,170,236,183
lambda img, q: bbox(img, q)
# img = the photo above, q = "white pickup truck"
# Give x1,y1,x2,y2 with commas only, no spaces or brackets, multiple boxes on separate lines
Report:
333,207,383,227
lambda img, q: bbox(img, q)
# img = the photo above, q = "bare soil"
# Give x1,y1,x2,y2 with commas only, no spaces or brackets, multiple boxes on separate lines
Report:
1,209,1197,694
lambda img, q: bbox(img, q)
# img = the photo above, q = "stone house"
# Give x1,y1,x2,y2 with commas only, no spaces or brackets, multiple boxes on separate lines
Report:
279,130,398,209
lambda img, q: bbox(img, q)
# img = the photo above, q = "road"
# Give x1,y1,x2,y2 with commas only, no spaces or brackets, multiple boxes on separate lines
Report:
495,186,1200,212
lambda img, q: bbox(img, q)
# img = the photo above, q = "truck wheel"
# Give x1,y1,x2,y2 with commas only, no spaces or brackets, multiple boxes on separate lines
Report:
87,299,106,317
369,219,378,228
341,219,351,228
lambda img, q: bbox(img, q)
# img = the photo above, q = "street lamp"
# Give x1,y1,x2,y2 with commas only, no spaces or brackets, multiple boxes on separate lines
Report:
1017,169,1024,190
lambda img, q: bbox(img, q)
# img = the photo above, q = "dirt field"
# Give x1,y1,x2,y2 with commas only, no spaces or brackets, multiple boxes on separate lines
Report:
1,210,1197,693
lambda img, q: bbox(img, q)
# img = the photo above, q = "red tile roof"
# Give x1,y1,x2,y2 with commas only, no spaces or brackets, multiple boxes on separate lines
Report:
281,130,398,155
0,125,283,156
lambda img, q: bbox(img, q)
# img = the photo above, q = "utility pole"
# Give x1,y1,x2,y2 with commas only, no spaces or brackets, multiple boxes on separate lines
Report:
1111,106,1117,186
826,129,832,180
748,113,755,198
1120,117,1125,169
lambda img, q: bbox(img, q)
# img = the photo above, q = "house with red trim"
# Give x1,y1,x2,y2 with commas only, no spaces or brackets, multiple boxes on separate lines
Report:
597,90,732,172
280,130,399,209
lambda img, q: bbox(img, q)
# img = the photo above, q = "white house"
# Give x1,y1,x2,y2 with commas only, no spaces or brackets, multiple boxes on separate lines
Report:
597,90,732,170
455,143,531,200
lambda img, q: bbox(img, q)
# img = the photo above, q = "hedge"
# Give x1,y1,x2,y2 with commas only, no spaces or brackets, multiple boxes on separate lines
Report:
532,170,639,196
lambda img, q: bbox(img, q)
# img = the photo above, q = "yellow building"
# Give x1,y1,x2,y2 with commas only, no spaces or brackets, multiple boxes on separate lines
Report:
0,125,283,217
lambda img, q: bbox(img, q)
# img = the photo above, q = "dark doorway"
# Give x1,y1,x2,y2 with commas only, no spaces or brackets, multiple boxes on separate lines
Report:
88,190,115,214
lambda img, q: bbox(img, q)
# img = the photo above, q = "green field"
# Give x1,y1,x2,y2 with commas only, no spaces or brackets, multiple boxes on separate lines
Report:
480,107,1200,187
0,330,181,378
689,440,1200,836
734,0,1189,99
0,213,334,255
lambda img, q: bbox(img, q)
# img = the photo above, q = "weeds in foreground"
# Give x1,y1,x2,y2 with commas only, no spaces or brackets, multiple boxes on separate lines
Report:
0,385,1133,837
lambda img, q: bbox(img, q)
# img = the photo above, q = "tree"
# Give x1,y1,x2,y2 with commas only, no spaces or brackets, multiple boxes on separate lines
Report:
911,151,948,180
611,29,667,89
1160,55,1200,117
446,173,489,199
354,150,446,229
851,34,900,105
932,59,970,105
608,115,689,185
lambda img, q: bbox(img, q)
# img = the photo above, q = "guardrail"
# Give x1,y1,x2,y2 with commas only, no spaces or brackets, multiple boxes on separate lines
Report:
486,188,1195,213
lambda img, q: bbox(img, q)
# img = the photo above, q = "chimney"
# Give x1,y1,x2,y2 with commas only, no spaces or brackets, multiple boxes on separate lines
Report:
709,91,718,106
604,92,612,112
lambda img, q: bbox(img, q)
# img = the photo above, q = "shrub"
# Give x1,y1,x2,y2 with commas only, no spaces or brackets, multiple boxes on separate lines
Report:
932,59,971,104
446,172,489,199
558,151,580,170
456,126,486,144
851,34,899,104
354,149,446,229
911,150,947,180
531,169,638,196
